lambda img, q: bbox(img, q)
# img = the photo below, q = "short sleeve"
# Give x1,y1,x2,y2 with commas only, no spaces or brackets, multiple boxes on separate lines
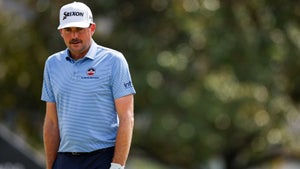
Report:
41,60,55,102
111,54,136,99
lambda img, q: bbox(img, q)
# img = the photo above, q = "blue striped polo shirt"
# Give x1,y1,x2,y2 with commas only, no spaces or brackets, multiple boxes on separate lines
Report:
41,40,136,152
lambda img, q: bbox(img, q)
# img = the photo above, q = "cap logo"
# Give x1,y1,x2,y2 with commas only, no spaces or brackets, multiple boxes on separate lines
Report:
63,11,84,20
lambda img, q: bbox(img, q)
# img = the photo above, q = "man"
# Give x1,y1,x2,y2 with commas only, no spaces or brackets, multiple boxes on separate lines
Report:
41,2,136,169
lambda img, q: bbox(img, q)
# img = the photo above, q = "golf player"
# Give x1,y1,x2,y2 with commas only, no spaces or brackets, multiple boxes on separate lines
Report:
41,2,136,169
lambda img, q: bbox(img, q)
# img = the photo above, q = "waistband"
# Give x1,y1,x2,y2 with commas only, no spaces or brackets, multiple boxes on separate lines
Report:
59,146,114,156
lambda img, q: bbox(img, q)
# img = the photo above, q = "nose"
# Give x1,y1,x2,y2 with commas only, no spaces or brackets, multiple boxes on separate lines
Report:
71,31,79,38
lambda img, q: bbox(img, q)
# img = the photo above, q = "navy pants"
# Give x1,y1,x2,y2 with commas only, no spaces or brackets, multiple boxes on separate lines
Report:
53,147,114,169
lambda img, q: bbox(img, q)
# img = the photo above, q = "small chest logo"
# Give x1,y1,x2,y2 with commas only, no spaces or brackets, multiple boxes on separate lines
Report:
87,68,95,76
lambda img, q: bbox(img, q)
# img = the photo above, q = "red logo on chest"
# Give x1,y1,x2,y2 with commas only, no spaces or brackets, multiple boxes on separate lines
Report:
87,68,95,76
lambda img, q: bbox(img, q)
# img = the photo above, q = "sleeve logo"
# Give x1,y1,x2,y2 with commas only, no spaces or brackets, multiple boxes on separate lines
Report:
124,81,133,88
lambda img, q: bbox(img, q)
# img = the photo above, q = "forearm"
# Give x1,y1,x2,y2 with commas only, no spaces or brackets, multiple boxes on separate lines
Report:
112,116,134,166
43,121,60,169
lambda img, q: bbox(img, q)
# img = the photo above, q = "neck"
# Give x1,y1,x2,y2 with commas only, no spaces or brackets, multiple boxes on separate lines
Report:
69,44,92,60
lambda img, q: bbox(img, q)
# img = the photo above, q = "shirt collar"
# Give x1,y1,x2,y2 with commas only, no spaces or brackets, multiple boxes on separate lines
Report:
83,39,97,60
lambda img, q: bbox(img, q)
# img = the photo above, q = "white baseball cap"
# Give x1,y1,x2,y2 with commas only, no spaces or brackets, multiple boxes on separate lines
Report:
57,2,93,30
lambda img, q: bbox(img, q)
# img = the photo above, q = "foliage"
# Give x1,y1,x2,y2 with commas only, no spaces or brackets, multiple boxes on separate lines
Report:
1,0,300,168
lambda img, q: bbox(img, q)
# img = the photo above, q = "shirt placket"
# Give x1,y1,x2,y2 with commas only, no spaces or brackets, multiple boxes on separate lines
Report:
72,61,81,81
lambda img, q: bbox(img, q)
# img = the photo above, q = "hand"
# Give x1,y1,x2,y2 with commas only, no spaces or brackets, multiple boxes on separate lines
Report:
110,163,125,169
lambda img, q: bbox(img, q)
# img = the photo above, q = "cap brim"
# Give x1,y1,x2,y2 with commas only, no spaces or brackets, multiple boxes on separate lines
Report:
57,22,90,30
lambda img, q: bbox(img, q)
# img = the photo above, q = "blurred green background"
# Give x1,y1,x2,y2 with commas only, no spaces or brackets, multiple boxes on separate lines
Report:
1,0,300,168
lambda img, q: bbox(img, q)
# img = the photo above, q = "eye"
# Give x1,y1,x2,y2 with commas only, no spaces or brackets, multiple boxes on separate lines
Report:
64,28,72,32
77,28,85,32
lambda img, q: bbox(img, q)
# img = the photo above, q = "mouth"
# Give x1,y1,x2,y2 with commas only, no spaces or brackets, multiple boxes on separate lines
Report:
70,39,82,44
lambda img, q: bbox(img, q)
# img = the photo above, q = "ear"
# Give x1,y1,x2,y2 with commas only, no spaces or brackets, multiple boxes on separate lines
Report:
89,23,96,35
59,29,63,37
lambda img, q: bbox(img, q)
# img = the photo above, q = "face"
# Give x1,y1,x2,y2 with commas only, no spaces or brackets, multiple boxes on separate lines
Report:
60,23,96,60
